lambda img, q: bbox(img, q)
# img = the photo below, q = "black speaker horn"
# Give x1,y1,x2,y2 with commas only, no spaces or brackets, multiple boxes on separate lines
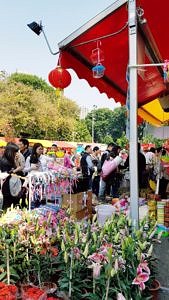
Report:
27,22,42,36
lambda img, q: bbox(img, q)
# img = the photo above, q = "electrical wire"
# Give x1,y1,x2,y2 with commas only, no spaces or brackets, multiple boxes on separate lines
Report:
70,22,128,48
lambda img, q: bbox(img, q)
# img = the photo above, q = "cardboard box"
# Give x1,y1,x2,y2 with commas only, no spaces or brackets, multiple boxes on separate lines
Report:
62,191,92,218
75,207,92,221
62,192,83,212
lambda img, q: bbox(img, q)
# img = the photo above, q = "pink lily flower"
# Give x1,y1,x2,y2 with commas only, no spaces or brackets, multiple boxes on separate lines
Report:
132,266,149,291
100,243,113,255
117,293,126,300
88,253,105,263
73,247,81,259
88,262,102,279
138,261,150,275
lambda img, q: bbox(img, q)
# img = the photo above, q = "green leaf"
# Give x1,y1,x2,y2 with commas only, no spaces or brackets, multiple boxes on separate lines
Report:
0,271,7,281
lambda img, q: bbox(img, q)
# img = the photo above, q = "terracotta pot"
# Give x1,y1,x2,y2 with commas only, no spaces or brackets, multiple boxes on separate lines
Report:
112,198,119,205
40,282,57,294
21,284,47,300
148,279,160,300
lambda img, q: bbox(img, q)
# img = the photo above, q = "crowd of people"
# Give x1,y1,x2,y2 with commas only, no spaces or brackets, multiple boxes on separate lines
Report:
79,142,169,201
0,138,168,210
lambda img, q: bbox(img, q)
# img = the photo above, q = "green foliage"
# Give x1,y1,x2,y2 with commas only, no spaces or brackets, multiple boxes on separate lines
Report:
74,120,91,142
55,214,157,300
8,72,53,93
102,135,114,145
85,106,127,143
0,73,80,140
141,133,165,148
138,121,146,140
117,132,129,148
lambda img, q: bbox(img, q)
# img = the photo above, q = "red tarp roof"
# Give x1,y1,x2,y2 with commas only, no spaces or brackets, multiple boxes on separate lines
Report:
58,0,169,108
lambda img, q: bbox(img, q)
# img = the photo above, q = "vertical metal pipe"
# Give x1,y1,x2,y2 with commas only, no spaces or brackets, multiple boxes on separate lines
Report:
128,0,139,228
92,110,94,143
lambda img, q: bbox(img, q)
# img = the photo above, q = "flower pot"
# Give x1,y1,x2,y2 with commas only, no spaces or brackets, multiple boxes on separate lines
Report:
40,282,57,294
21,284,47,300
0,283,18,300
148,279,160,300
112,198,119,205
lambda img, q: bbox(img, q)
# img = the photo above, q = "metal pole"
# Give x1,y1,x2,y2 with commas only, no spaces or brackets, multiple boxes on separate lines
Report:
42,28,59,56
128,0,139,229
92,105,97,143
92,110,94,143
129,63,164,68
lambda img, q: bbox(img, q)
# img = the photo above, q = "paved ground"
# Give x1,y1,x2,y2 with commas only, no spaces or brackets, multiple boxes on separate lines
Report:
138,206,169,299
153,238,169,300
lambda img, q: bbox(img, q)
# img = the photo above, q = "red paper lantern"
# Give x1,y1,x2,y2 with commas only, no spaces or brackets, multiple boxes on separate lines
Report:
48,66,71,89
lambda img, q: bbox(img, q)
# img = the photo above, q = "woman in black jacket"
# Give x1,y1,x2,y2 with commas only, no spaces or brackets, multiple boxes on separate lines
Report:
0,142,20,209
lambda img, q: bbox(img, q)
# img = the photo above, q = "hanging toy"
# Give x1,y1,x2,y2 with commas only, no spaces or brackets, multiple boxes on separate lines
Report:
92,63,106,78
91,40,105,78
163,60,169,83
90,41,104,64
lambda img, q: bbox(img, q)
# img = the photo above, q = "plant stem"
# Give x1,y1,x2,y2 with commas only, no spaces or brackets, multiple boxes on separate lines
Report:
93,277,96,294
26,248,30,283
116,272,122,293
13,241,16,262
69,249,73,298
6,245,10,285
105,276,110,300
38,268,41,288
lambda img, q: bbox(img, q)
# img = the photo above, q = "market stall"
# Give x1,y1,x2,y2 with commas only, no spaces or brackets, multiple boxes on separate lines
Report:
57,0,169,227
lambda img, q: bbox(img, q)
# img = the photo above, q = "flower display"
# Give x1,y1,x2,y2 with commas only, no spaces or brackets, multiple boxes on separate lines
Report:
0,206,160,299
132,265,150,291
0,283,17,300
21,285,47,300
55,213,159,299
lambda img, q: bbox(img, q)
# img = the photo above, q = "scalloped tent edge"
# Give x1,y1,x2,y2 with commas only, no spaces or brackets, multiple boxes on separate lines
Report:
58,0,169,126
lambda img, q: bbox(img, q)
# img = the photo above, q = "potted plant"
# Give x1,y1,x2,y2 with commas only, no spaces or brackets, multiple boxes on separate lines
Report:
54,213,160,299
0,282,18,300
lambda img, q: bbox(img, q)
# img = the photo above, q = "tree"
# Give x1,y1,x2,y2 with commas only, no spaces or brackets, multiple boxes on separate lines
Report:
9,72,54,93
117,132,129,148
85,108,114,143
0,74,81,140
109,106,127,141
74,120,91,142
85,106,127,143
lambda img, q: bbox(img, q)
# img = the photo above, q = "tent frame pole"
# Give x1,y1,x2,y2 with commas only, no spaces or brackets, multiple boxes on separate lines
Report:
128,0,139,229
129,63,164,68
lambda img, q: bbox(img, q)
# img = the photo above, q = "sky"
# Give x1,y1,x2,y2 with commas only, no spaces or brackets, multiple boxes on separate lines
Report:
0,0,121,111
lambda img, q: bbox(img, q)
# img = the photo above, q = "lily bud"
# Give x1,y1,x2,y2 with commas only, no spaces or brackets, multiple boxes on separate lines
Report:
61,240,65,251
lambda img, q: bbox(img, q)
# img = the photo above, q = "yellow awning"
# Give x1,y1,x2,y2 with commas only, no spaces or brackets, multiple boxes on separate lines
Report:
138,99,169,126
28,139,53,148
0,139,7,147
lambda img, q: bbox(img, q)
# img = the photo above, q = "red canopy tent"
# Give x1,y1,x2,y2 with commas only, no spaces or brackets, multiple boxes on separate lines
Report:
57,0,169,226
58,0,169,109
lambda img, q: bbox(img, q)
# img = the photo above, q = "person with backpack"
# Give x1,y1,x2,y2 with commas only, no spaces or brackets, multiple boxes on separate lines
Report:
80,145,94,191
98,143,119,200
